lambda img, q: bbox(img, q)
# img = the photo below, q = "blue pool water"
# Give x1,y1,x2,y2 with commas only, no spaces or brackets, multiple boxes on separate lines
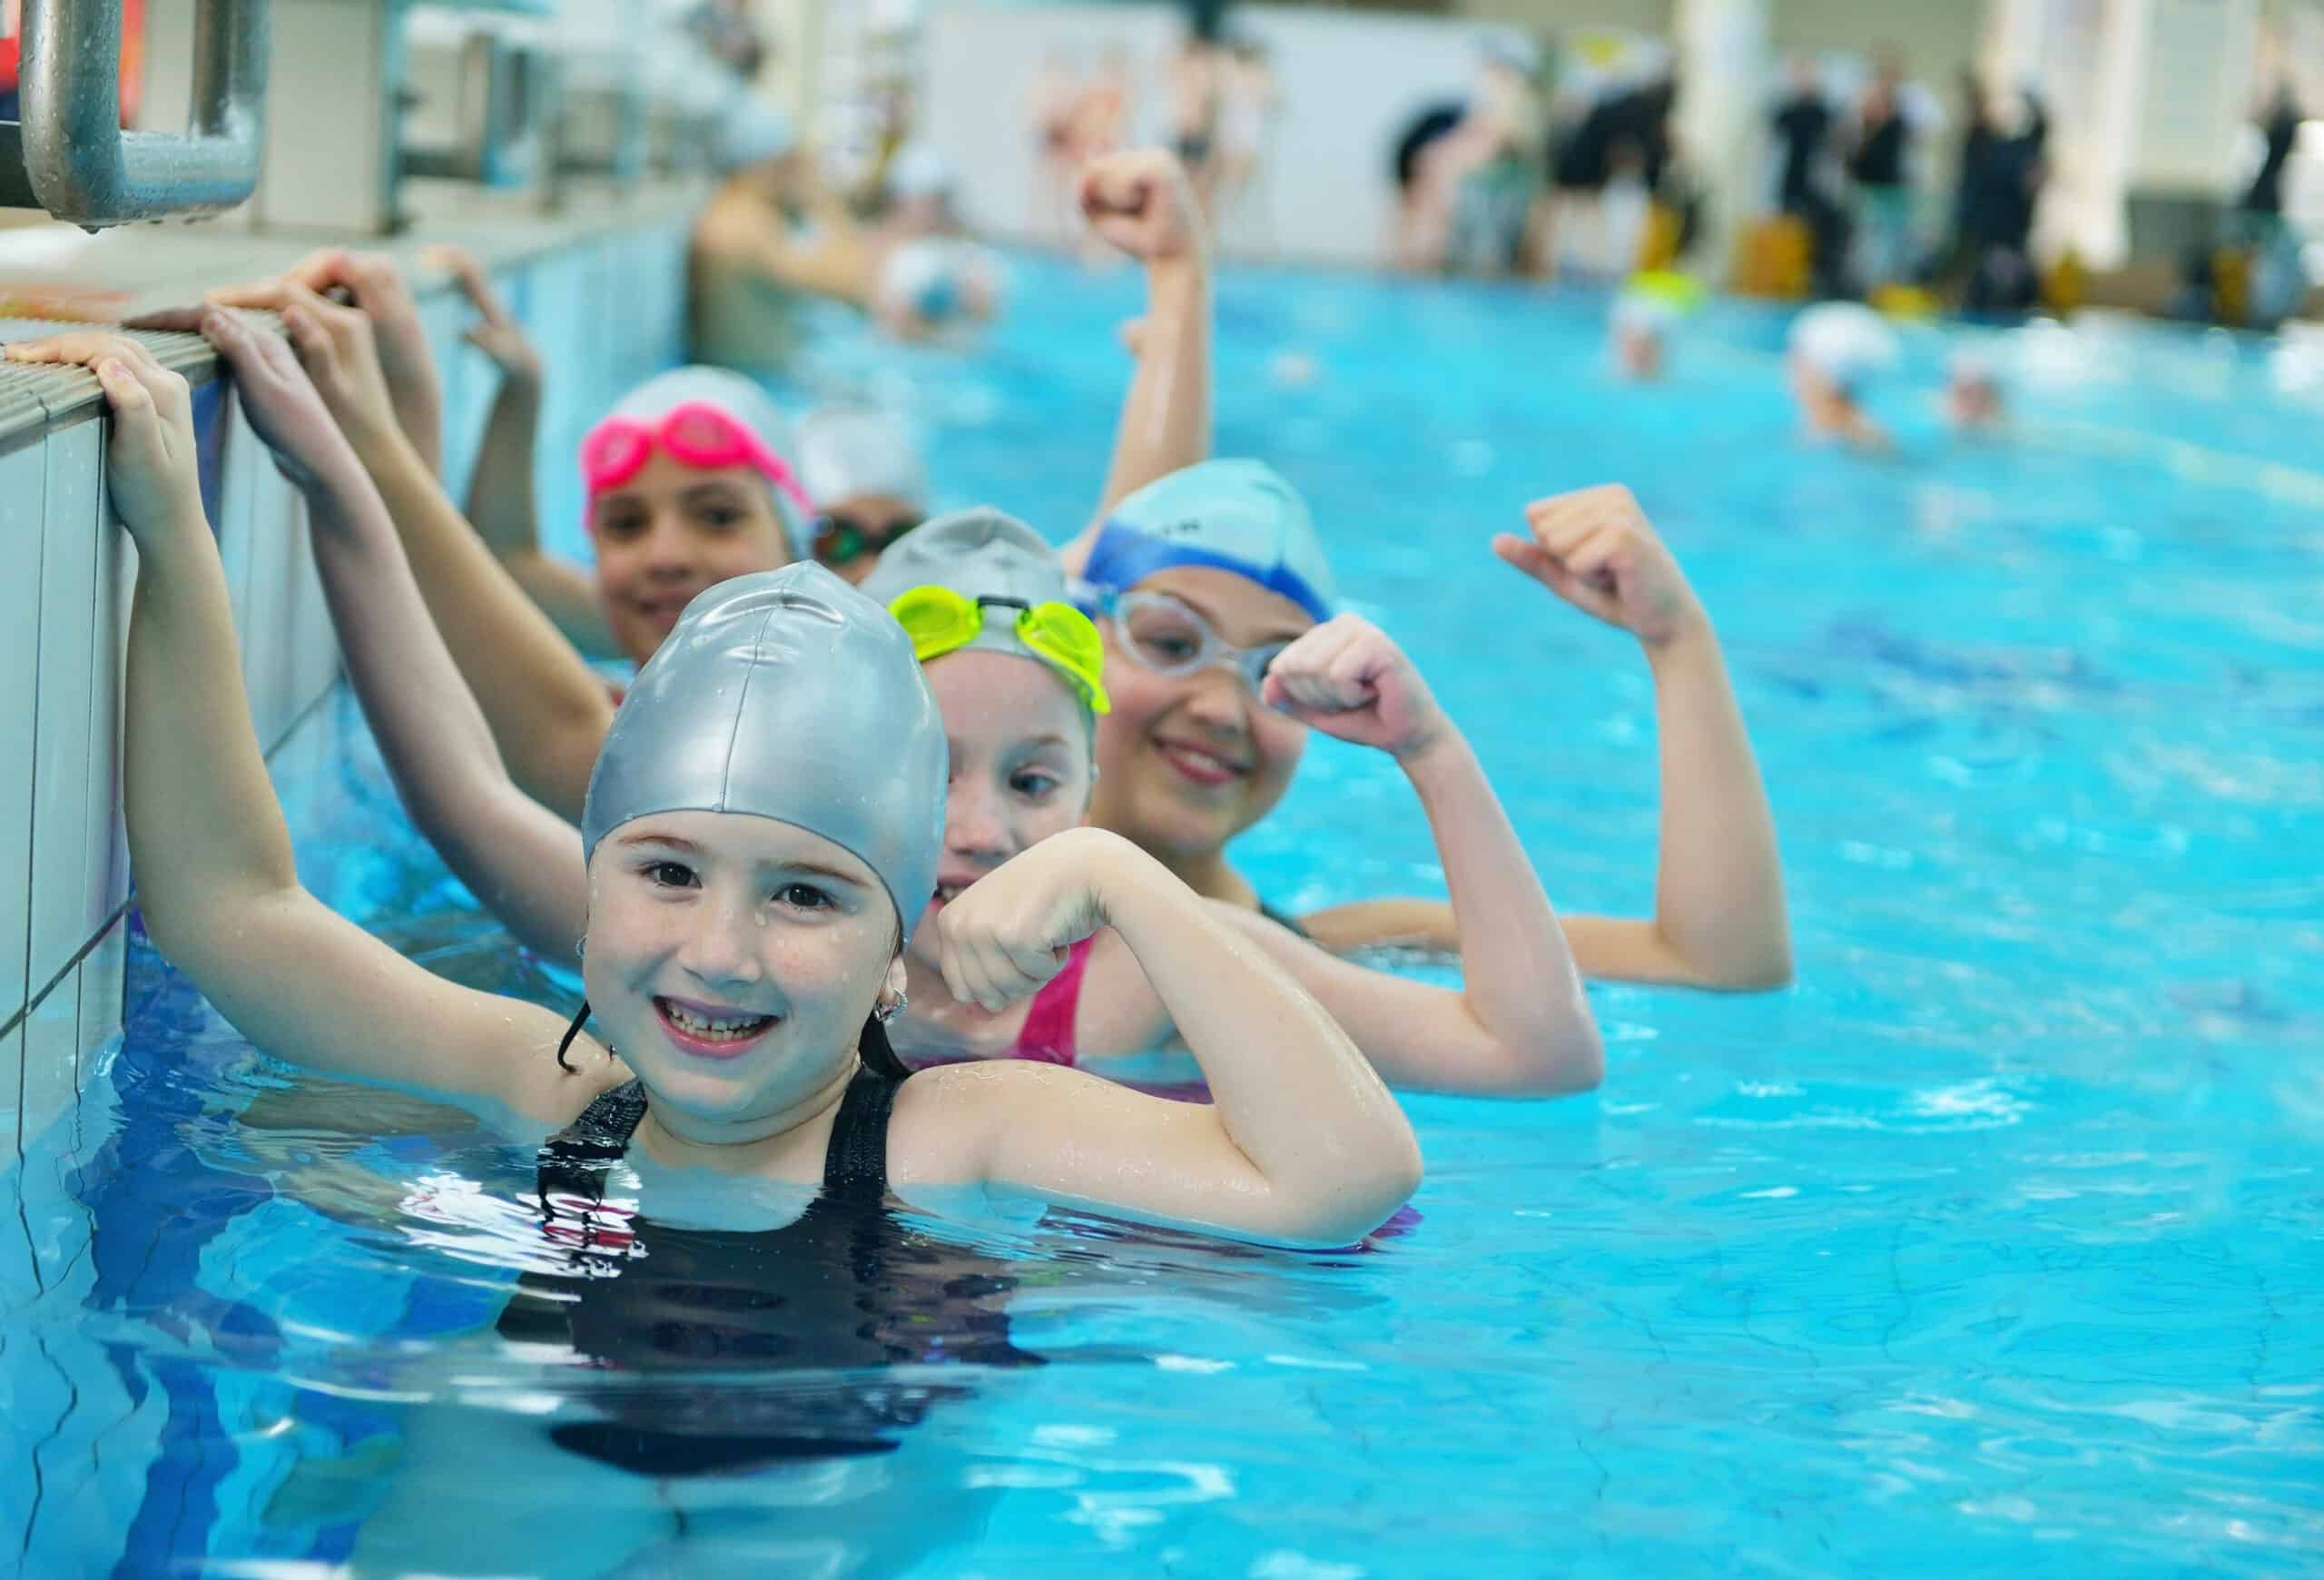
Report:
7,256,2323,1577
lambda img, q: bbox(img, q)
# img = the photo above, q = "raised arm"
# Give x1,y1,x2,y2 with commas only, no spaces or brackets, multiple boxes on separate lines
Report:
1255,617,1603,1093
1301,490,1791,990
268,248,447,479
1492,487,1791,988
200,309,590,962
901,827,1421,1248
171,276,616,824
2,332,599,1125
433,248,625,660
1077,149,1214,534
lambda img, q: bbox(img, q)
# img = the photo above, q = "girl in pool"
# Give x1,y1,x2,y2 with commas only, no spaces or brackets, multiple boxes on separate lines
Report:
172,299,1599,1095
1059,461,1792,989
151,146,1213,828
5,321,1418,1249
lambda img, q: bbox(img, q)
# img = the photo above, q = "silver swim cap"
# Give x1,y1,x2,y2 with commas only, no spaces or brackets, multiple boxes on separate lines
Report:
858,509,1108,716
797,406,930,509
581,563,949,940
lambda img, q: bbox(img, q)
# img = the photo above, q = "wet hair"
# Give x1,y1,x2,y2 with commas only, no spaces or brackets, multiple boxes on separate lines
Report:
556,919,913,1081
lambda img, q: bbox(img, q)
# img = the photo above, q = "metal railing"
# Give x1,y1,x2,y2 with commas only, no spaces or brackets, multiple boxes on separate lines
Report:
0,0,271,227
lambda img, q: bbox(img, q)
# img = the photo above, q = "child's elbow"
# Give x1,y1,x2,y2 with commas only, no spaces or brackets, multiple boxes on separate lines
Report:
1709,938,1795,992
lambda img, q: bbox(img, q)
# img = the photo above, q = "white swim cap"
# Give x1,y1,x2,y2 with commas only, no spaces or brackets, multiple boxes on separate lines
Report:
1789,302,1901,393
798,407,930,510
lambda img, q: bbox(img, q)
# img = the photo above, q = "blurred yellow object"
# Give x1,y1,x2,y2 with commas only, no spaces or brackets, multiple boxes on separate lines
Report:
1869,284,1938,319
1627,269,1705,312
1639,203,1683,272
2212,247,2250,324
1733,215,1810,299
2041,248,2085,317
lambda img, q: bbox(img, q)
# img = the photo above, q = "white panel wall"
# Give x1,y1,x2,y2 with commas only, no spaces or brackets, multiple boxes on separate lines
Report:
920,1,1495,266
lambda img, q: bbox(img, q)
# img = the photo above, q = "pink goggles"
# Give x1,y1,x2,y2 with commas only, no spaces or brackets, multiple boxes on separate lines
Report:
580,400,814,522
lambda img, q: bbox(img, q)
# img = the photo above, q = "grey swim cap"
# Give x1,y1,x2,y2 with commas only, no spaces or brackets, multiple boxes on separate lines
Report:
858,508,1108,716
797,406,930,509
581,563,949,940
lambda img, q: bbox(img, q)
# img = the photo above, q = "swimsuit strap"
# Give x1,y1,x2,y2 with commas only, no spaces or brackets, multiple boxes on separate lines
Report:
820,1062,902,1207
535,1079,649,1210
1009,936,1094,1066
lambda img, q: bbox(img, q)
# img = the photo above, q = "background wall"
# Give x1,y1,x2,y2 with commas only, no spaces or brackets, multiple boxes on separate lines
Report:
920,0,1502,265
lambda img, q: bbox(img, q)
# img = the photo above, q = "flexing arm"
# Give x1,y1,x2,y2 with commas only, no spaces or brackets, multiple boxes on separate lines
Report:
178,278,616,824
905,828,1421,1248
1078,149,1214,532
4,332,595,1121
1308,488,1791,989
436,250,624,660
1254,617,1602,1093
202,310,591,961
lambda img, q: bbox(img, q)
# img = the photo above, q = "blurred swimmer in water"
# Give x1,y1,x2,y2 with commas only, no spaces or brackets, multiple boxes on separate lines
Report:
1942,347,2006,434
1787,300,1899,450
1609,272,1700,380
795,405,931,584
159,150,1214,825
1059,463,1792,991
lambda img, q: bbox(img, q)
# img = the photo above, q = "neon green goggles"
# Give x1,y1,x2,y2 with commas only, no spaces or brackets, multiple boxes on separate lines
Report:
888,585,1111,715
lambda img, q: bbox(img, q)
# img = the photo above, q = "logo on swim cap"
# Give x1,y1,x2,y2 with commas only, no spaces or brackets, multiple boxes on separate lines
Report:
1081,459,1338,625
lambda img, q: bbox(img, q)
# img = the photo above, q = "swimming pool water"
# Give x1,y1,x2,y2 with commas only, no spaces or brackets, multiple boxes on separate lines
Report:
5,257,2322,1577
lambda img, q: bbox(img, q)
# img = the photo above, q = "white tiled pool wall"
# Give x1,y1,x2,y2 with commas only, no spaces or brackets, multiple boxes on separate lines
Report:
0,218,692,1170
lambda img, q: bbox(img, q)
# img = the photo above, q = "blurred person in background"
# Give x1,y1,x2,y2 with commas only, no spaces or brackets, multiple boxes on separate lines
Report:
1788,300,1898,450
2240,82,2309,328
1846,54,1916,292
1168,19,1225,214
1957,87,2047,316
1395,30,1543,277
1769,56,1849,298
1030,49,1084,244
1212,32,1281,253
1389,97,1469,271
1445,33,1547,277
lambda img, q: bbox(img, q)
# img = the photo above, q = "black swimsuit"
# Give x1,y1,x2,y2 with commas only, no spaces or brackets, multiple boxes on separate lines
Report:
497,1065,1042,1476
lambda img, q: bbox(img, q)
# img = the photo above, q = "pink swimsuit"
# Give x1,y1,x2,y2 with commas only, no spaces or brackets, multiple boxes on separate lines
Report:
1008,937,1094,1064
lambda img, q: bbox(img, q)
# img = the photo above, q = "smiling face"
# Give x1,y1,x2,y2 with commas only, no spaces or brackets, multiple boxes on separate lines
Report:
590,451,797,667
911,649,1093,968
581,809,901,1129
1087,568,1314,863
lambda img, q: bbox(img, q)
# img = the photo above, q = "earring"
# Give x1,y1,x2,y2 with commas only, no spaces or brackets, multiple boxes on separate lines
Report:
875,992,908,1025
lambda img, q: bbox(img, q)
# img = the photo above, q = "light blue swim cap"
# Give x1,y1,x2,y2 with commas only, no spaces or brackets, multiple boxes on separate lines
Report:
1079,459,1338,624
581,563,948,940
